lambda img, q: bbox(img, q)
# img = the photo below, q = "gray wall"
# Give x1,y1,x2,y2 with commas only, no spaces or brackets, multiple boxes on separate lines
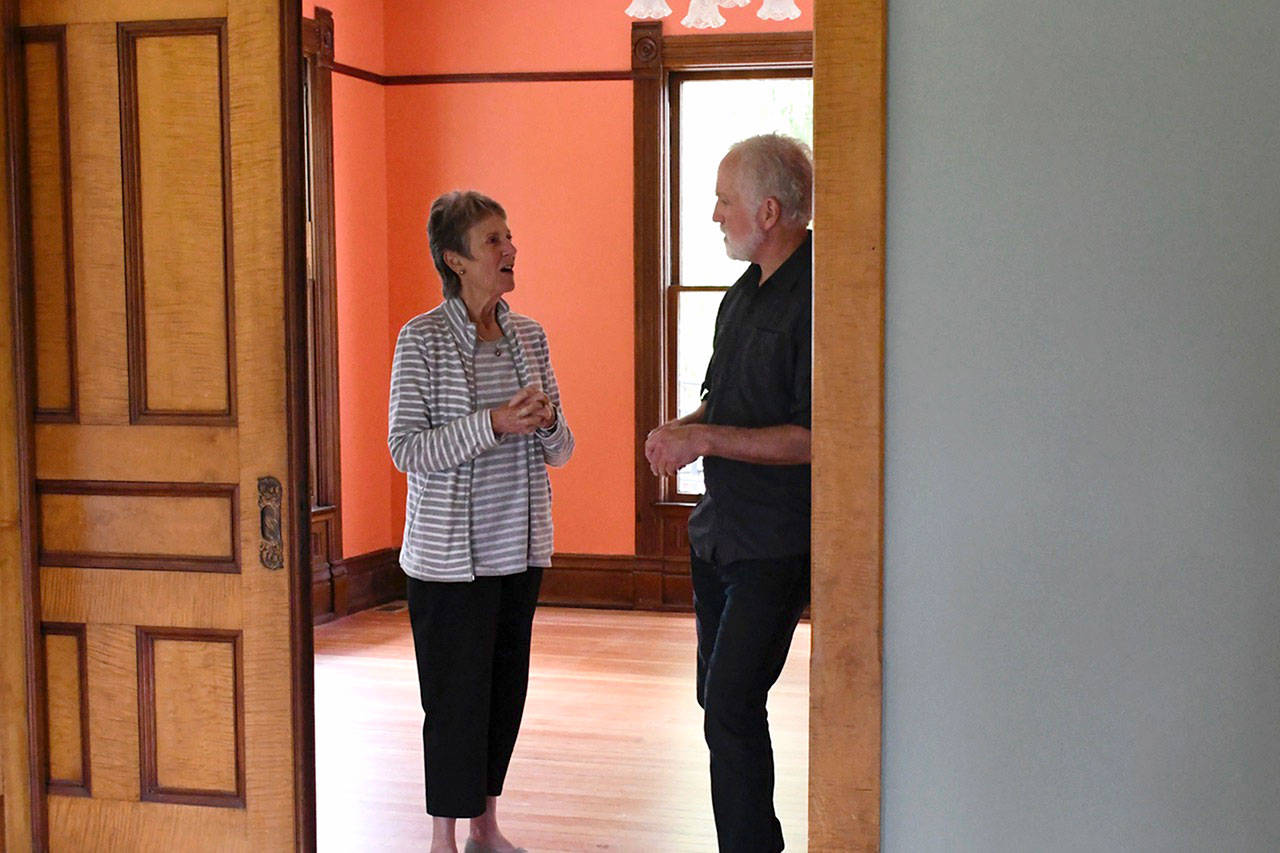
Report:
882,1,1280,849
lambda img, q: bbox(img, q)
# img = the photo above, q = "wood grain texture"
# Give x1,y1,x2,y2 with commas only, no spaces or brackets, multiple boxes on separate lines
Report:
47,797,249,853
21,31,77,422
83,624,140,802
34,424,239,483
41,569,242,628
632,21,665,559
663,30,812,69
40,624,87,795
3,0,46,843
810,0,886,849
138,629,243,806
315,606,811,852
15,1,299,849
20,0,228,27
121,21,236,423
66,23,129,426
283,6,316,846
37,484,239,571
224,1,297,846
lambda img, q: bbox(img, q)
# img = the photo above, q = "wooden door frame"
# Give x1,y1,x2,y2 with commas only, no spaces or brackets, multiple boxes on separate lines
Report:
279,3,317,849
810,0,886,847
2,0,51,843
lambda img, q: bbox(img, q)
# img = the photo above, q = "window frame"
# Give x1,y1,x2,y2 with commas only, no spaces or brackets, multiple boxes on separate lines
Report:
665,68,813,501
631,23,813,587
302,9,345,617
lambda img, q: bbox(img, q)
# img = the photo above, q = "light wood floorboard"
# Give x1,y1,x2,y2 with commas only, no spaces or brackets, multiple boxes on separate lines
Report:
315,606,809,852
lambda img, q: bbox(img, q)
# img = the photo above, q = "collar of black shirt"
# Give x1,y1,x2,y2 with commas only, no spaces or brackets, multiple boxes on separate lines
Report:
743,229,812,292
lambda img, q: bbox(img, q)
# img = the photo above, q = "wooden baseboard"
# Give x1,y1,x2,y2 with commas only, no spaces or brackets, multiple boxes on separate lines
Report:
313,548,692,620
542,553,692,611
312,547,401,624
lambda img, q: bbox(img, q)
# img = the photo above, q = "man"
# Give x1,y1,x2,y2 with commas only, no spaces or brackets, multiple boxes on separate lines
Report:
645,134,813,853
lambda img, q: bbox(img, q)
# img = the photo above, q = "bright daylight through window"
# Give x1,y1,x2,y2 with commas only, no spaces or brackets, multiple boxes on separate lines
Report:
671,75,813,495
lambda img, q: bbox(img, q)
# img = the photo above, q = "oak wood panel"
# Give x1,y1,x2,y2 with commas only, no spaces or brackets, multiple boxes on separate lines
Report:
47,797,249,853
138,629,244,807
810,0,886,849
41,569,242,628
225,1,301,845
36,481,239,573
664,30,813,70
315,607,810,851
2,0,46,842
83,624,140,802
66,23,129,425
20,0,228,27
15,0,304,848
41,623,88,796
120,21,236,424
35,424,239,483
21,28,77,422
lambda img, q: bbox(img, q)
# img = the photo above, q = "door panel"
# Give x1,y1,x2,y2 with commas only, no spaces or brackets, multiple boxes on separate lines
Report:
18,1,304,849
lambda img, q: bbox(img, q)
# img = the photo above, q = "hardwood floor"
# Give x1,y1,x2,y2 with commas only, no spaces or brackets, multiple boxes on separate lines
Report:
315,606,810,852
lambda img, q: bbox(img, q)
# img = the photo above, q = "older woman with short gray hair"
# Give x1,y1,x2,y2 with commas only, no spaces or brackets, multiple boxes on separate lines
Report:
388,189,573,853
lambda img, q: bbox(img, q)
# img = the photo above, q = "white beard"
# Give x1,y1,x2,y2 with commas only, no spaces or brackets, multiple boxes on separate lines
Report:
723,224,765,262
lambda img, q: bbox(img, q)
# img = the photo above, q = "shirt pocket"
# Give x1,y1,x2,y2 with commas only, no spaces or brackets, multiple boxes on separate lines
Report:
739,323,791,389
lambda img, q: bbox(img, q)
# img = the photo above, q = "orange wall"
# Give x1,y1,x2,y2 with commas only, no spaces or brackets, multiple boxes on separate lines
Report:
385,81,635,554
312,0,812,557
382,0,813,74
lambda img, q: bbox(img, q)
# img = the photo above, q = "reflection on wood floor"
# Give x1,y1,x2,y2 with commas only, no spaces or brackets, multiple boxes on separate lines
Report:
315,606,810,852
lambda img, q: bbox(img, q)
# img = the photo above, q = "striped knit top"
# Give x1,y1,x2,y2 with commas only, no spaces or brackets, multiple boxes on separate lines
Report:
470,337,530,575
388,297,574,582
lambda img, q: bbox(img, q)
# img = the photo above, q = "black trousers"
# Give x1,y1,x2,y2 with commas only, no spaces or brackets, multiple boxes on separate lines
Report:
406,567,543,818
691,550,811,853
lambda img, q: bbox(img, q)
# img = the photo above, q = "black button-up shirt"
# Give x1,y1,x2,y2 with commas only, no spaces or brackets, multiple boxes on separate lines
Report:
688,231,812,565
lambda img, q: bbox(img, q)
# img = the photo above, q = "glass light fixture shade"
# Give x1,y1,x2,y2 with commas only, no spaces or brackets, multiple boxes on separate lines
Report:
625,0,673,19
757,0,801,20
718,0,751,7
682,0,727,28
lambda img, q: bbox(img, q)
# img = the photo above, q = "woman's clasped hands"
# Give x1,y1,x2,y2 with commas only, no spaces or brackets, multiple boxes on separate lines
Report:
490,385,555,435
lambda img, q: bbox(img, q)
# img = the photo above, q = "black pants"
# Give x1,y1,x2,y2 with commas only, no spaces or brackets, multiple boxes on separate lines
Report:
691,550,811,853
406,567,543,818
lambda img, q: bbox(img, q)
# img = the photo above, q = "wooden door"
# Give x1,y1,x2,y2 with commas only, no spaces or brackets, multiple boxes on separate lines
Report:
9,0,311,849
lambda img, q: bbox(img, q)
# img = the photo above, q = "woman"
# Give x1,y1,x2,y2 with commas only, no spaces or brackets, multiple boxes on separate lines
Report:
388,190,573,853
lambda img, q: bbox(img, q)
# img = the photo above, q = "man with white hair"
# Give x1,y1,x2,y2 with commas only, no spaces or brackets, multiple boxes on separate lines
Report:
645,133,813,853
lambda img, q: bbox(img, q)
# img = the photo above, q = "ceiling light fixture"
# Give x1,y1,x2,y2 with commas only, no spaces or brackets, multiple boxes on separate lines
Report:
626,0,801,28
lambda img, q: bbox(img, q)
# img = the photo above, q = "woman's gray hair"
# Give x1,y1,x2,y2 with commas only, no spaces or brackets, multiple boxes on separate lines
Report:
725,134,814,227
427,190,507,298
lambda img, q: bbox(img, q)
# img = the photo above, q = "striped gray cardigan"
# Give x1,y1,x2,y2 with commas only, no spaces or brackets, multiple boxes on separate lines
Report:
388,297,574,582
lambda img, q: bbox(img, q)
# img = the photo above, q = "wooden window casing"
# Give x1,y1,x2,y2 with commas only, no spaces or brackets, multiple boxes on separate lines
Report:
301,9,345,619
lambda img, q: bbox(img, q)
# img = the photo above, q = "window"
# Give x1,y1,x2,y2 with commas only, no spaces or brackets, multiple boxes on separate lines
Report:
669,74,813,495
631,23,813,576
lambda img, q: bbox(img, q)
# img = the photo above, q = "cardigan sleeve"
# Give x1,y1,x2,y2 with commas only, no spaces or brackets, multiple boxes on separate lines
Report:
388,322,501,474
530,326,574,468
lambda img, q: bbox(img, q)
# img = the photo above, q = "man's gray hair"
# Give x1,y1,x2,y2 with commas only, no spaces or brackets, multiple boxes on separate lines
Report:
427,190,507,298
725,134,814,227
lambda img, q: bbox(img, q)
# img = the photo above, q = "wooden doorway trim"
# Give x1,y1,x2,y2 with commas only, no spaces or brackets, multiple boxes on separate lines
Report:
1,0,50,843
280,2,317,848
810,0,885,849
